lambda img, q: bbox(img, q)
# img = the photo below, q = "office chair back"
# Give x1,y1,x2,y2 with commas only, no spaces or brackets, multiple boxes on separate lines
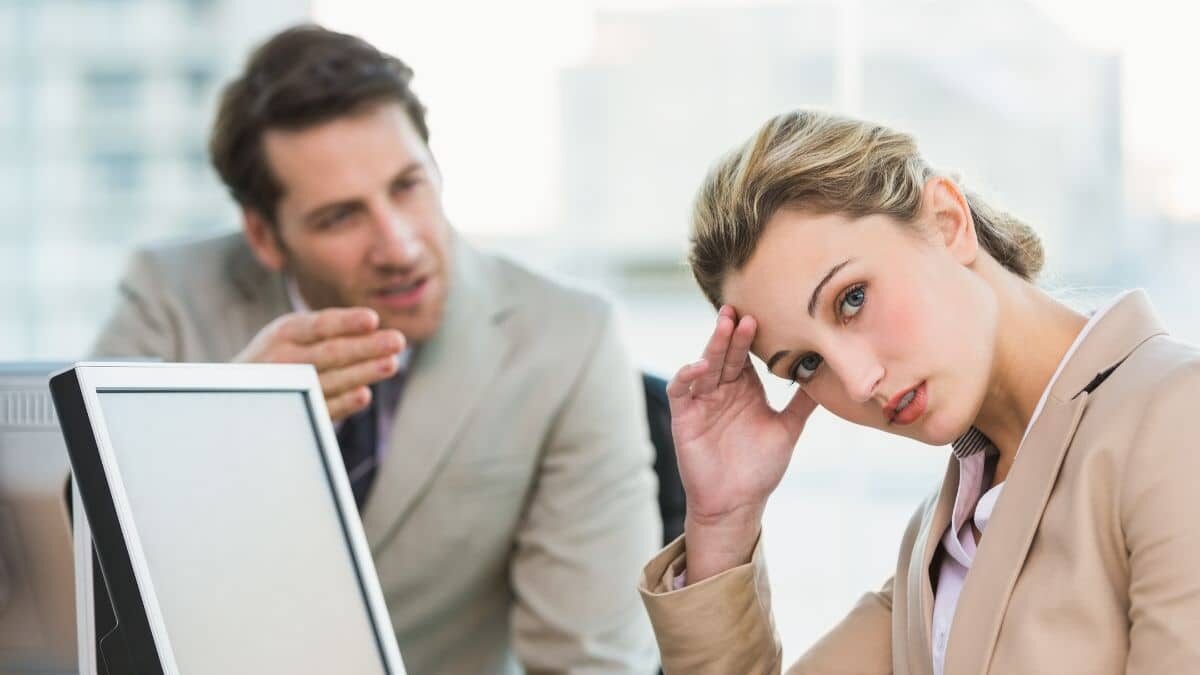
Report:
642,373,686,545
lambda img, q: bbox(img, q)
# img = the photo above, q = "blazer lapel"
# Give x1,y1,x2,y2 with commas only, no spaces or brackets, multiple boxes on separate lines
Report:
361,236,515,548
943,289,1168,674
942,393,1088,675
905,458,958,675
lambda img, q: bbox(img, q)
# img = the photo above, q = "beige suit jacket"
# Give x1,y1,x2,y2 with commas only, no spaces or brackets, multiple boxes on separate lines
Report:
92,232,662,674
640,290,1200,674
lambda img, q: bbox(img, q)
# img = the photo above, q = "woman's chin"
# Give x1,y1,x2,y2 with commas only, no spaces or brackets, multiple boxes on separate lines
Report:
921,413,975,447
884,409,966,447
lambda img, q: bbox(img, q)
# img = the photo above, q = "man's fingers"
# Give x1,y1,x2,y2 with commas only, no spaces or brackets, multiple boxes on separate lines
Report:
282,307,380,345
721,315,757,383
692,306,737,396
666,359,709,400
320,356,398,399
326,385,372,423
305,330,405,370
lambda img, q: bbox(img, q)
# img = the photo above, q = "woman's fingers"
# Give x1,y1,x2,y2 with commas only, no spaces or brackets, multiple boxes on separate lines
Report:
673,306,757,400
666,358,710,400
692,306,737,395
721,314,757,383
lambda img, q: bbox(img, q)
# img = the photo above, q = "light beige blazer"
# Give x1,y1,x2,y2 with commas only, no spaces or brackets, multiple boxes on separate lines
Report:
92,232,662,674
640,290,1200,674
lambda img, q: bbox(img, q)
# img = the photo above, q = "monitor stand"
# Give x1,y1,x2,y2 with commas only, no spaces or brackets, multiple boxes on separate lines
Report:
73,483,132,675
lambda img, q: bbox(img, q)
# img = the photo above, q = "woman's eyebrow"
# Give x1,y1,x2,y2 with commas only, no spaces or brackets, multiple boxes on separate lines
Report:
807,259,854,317
767,350,791,371
765,258,856,371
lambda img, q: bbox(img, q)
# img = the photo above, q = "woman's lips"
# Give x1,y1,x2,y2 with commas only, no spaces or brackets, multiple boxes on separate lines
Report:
373,278,429,310
888,381,928,426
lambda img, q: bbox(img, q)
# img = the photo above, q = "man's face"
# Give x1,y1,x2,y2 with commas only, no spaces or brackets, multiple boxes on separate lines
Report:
249,102,451,343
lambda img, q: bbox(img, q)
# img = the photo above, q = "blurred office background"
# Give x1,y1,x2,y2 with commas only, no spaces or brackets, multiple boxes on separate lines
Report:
2,0,1198,661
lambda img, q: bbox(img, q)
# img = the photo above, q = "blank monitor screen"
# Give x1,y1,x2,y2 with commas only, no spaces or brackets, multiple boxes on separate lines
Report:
96,390,387,674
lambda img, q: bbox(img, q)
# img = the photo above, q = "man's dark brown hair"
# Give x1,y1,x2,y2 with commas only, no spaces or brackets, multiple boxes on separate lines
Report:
210,24,429,223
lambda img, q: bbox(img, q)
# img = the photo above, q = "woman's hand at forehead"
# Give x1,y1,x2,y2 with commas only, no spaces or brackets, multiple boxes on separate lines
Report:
668,305,818,583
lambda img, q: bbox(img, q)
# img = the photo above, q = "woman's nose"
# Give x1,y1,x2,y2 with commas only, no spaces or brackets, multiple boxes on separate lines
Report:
825,347,883,404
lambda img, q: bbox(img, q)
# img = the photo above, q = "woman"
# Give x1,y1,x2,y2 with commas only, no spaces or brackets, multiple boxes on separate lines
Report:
638,110,1200,674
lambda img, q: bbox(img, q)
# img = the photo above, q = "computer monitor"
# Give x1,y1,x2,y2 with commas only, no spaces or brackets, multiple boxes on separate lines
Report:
50,363,405,675
0,362,77,674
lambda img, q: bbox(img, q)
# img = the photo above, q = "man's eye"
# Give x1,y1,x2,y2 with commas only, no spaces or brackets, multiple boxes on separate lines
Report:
790,353,823,382
318,209,352,229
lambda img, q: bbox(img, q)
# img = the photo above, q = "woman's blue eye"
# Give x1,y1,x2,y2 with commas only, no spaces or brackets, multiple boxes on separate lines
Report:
791,353,823,382
841,285,866,318
786,284,865,382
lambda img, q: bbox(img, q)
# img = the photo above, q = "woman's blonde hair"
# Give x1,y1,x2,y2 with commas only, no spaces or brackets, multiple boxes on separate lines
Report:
689,110,1045,307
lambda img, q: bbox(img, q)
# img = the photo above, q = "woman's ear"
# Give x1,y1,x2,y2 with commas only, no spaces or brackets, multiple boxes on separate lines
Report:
922,176,979,266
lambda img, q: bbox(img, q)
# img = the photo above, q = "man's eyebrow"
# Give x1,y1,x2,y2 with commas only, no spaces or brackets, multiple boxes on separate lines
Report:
390,161,423,182
807,259,853,318
304,198,362,225
303,162,426,224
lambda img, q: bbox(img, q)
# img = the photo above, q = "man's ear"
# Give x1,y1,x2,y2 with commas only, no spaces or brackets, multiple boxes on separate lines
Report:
242,208,286,271
922,176,979,266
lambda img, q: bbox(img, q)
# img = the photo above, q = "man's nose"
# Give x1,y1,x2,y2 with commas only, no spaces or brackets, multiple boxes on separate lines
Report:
368,206,423,266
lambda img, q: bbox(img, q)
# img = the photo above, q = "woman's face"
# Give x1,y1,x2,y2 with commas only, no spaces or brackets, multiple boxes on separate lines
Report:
722,186,998,446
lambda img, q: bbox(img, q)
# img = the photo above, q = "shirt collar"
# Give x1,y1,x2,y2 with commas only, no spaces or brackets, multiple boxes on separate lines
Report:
285,274,310,314
942,292,1134,564
950,290,1134,458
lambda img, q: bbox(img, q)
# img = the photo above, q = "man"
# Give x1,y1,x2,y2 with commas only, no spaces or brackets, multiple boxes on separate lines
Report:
91,25,661,674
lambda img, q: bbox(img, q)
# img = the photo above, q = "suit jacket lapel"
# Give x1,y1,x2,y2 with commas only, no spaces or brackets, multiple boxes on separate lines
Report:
906,460,957,675
943,289,1167,674
362,236,515,548
943,393,1088,675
